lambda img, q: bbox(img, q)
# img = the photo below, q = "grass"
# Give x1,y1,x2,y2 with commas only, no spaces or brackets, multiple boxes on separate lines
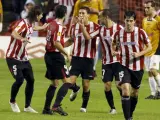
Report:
0,59,160,120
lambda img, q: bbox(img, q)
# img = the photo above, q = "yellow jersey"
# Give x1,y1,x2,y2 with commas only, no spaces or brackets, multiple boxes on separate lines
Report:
73,0,103,24
142,15,160,56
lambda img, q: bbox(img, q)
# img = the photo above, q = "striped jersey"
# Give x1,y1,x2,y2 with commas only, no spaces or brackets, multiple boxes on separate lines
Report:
58,0,74,6
113,27,150,71
99,23,122,64
45,20,66,52
70,21,99,58
6,19,33,61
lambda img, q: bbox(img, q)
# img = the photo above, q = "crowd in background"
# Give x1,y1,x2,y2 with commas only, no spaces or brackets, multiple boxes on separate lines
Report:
0,0,159,36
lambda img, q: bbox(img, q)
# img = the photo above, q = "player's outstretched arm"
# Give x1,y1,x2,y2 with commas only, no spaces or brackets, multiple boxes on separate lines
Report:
33,23,49,31
54,41,71,62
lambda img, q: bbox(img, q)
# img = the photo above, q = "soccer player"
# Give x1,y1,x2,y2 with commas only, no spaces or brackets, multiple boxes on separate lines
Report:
112,11,152,120
42,5,73,116
6,6,48,113
69,0,104,77
98,9,123,114
64,6,99,112
142,0,160,99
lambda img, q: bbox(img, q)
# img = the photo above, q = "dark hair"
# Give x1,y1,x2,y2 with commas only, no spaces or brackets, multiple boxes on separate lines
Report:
55,5,67,18
79,6,90,14
27,6,42,23
124,11,136,20
102,9,112,19
145,0,156,7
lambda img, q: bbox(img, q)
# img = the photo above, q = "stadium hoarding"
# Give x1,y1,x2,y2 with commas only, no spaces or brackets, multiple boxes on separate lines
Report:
0,36,71,59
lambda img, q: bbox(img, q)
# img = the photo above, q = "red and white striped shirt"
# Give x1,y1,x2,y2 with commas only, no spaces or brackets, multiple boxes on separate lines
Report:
70,21,99,58
58,0,74,6
45,20,66,52
113,27,150,71
6,19,33,61
100,24,122,64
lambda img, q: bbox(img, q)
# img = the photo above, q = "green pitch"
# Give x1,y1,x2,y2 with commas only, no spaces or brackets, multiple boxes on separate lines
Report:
0,59,160,120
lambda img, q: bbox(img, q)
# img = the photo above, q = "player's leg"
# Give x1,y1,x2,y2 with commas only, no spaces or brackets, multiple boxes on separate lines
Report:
6,58,24,113
69,57,81,101
119,65,131,120
149,55,160,99
43,53,58,115
145,56,157,99
102,64,116,114
80,58,94,112
43,80,58,115
130,70,144,119
52,64,71,116
23,61,37,113
80,79,90,113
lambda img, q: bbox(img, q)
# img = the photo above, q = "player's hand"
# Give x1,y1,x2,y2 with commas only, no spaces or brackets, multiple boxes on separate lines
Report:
77,17,85,27
112,50,119,56
22,38,31,43
132,52,139,58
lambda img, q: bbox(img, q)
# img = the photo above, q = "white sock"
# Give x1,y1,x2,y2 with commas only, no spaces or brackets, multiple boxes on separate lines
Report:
155,74,160,92
149,77,157,96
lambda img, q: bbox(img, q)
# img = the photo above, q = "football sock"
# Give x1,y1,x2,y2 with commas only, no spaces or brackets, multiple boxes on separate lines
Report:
53,83,71,108
105,90,115,109
44,85,57,110
122,96,130,120
82,90,90,108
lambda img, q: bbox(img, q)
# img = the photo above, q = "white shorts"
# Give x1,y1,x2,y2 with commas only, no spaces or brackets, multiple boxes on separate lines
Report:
144,55,160,71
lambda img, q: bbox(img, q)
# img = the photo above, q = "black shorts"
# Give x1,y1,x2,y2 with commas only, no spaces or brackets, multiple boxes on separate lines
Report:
70,56,94,80
6,58,34,81
118,64,144,89
102,62,121,83
44,52,69,80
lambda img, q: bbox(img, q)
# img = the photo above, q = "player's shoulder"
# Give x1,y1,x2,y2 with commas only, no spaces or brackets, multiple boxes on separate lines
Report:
142,17,147,22
155,15,160,21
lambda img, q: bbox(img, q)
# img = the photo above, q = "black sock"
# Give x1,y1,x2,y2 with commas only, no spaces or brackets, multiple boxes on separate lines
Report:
10,81,23,103
44,85,57,110
122,96,130,120
130,96,138,118
53,83,71,108
105,90,115,109
70,83,80,92
81,90,90,108
25,81,34,108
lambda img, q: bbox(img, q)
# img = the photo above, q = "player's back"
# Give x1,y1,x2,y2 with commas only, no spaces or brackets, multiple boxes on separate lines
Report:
142,15,160,56
46,20,66,52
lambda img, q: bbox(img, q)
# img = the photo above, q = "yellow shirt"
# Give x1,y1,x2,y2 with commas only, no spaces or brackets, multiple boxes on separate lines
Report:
73,0,103,24
142,15,160,56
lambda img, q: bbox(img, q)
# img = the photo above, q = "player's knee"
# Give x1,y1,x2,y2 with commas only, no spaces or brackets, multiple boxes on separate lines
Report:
83,83,90,92
51,80,59,87
26,78,35,85
121,84,130,96
150,68,158,76
131,89,139,97
15,78,24,86
104,82,111,91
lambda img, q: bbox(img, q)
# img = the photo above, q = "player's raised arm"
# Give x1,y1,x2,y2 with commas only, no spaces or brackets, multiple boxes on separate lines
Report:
33,23,49,31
